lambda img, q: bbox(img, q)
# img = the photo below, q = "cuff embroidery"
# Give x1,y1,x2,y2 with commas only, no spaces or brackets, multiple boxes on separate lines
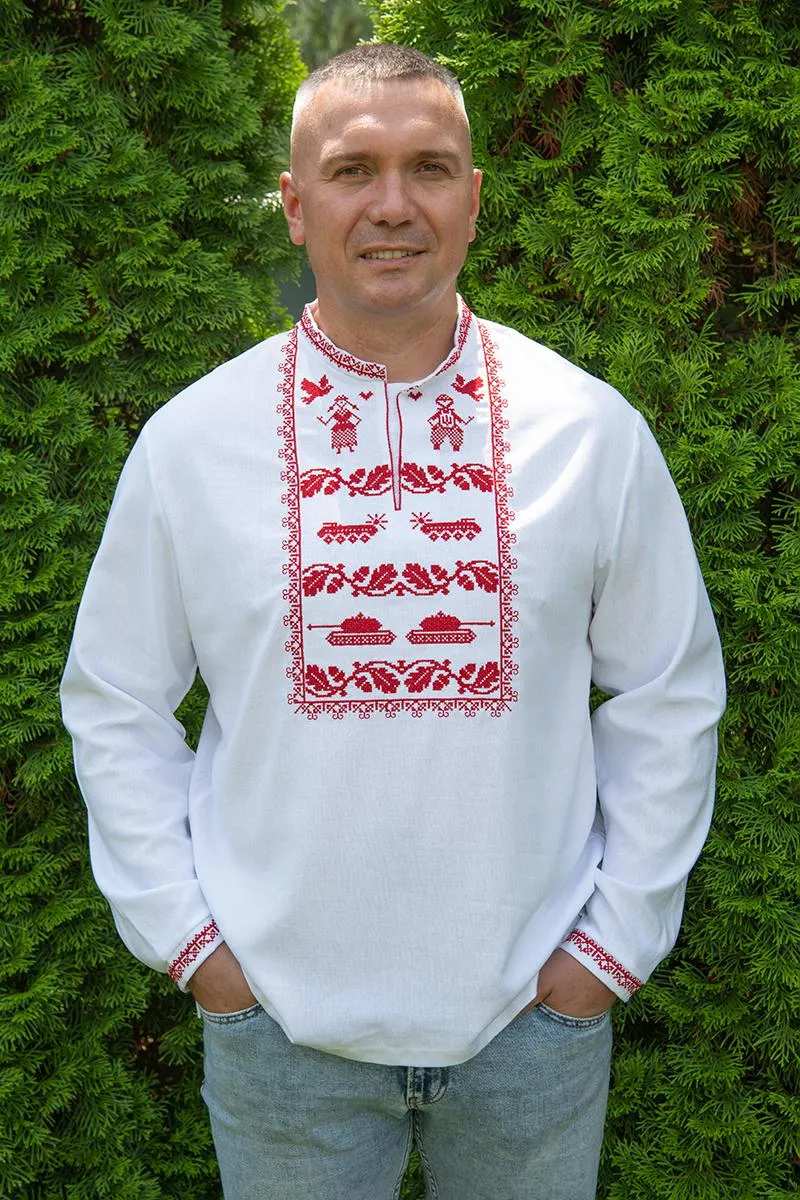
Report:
565,928,643,995
168,920,220,983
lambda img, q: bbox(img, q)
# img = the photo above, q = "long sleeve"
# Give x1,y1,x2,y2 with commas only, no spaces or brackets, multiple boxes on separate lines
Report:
60,428,222,987
560,414,726,998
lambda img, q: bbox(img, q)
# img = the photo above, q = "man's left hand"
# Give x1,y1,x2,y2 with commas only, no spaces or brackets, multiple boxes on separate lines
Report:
518,948,617,1020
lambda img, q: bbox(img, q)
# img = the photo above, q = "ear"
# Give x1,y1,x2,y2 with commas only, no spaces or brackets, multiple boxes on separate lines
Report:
468,169,482,243
280,171,306,246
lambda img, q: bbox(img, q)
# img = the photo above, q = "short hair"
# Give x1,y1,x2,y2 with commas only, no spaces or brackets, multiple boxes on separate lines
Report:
293,43,466,118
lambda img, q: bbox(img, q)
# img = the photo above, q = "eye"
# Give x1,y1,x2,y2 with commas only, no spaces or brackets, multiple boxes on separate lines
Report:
419,161,448,174
335,164,368,178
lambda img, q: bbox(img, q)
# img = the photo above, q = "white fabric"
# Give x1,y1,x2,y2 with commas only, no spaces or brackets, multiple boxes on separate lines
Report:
61,303,725,1066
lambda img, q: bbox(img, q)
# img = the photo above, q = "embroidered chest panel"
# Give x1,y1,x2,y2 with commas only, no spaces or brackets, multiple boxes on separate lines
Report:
277,315,518,718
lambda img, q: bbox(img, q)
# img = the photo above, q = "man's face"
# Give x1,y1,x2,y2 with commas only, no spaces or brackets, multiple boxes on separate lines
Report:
280,77,481,327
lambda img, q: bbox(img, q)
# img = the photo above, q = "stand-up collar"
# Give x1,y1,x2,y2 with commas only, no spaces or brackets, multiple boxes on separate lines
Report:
297,297,475,384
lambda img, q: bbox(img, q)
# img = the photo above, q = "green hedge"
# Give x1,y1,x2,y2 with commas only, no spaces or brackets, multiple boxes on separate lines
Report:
372,0,800,1196
3,0,798,1195
0,2,302,1195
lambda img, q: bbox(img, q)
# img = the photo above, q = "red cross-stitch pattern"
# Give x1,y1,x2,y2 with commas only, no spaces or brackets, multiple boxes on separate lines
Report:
168,920,221,982
300,308,387,378
317,515,387,544
280,310,518,718
406,612,495,644
307,614,395,646
453,373,484,401
300,374,333,404
564,929,643,995
411,513,482,541
318,395,361,454
435,304,473,375
299,462,494,499
305,659,501,698
428,395,473,451
302,560,499,599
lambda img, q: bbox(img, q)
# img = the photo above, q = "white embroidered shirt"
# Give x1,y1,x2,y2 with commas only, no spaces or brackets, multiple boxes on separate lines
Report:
61,301,725,1066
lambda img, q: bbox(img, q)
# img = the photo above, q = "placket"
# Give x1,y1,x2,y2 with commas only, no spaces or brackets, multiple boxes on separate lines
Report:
385,382,405,512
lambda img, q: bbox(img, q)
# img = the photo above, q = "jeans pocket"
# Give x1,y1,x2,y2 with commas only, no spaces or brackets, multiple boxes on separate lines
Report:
196,1001,264,1026
536,1002,611,1030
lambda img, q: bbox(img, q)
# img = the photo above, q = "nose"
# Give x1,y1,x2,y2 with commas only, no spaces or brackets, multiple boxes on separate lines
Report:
365,170,416,226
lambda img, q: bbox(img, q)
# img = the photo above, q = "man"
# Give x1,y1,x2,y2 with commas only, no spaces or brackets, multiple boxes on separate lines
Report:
61,44,726,1200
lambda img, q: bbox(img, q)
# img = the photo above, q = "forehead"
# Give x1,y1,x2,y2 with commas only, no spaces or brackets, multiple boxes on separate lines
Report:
293,78,471,165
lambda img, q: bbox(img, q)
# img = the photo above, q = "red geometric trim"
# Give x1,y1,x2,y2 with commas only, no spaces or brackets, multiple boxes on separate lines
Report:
299,307,386,379
302,560,498,599
477,319,518,714
277,327,305,706
565,928,643,995
305,658,500,698
436,302,473,376
168,920,220,983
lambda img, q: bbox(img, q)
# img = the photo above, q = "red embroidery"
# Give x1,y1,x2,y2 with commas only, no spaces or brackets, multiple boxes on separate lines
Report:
300,374,333,404
406,612,495,644
282,308,518,718
408,387,423,400
301,464,392,499
317,515,387,544
429,395,473,451
302,560,499,599
453,373,484,401
305,659,501,698
318,394,361,454
436,303,473,375
359,390,373,401
402,462,493,494
299,462,494,499
308,613,395,646
564,929,642,995
300,308,386,378
168,920,220,983
411,513,482,541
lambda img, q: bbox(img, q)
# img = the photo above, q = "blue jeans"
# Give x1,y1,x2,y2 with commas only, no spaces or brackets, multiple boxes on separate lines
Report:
200,1001,612,1199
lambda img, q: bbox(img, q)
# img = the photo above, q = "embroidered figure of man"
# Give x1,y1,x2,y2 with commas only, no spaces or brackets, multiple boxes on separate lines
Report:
61,44,725,1200
319,394,361,453
428,394,473,450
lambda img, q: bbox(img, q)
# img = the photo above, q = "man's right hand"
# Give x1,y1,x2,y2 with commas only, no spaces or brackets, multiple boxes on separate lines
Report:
187,942,258,1014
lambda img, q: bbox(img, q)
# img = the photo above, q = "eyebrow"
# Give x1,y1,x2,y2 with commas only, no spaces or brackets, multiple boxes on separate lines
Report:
320,149,463,171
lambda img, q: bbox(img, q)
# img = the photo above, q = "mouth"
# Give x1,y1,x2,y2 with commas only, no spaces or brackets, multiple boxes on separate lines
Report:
359,249,424,261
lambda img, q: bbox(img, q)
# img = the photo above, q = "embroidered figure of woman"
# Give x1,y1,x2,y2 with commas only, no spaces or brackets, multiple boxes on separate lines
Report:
318,395,361,454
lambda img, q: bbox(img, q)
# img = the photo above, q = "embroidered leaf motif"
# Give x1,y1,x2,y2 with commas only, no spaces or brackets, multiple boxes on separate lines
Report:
303,564,344,597
403,563,435,593
401,462,438,493
300,468,341,499
405,661,439,693
305,664,334,694
464,661,500,692
456,464,494,492
456,560,498,593
365,563,398,594
362,465,392,495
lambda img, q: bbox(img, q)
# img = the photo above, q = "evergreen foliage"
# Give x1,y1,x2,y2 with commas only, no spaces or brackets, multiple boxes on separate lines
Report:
0,1,302,1194
371,0,800,1196
281,0,373,68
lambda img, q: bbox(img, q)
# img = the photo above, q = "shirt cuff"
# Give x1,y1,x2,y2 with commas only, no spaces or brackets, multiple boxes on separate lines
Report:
560,927,643,1001
167,918,223,991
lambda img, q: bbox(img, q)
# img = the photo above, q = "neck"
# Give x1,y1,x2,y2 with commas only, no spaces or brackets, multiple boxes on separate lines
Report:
310,298,460,383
